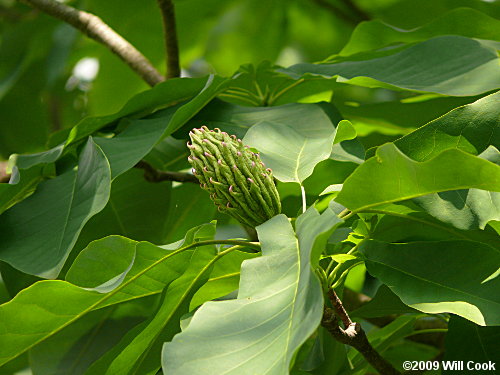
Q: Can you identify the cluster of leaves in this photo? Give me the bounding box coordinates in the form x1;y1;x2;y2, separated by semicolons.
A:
1;1;499;374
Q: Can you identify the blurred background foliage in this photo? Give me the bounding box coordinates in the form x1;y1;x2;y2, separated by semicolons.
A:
1;0;498;159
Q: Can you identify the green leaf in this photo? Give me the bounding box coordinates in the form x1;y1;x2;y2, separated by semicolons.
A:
336;144;500;213
159;183;216;243
357;202;500;249
350;285;418;318
413;186;500;231
190;250;259;310
94;116;170;179
340;8;500;56
243;118;335;183
333;120;357;144
359;240;500;326
143;136;189;172
162;210;339;374
393;91;500;162
334;91;477;138
444;316;500;363
29;300;153;375
0;165;47;215
282;36;500;96
386;92;500;230
69;168;171;247
0;138;111;278
99;241;219;375
60;76;220;147
361;0;500;30
66;225;215;306
188;99;342;140
0;224;215;366
8;144;64;171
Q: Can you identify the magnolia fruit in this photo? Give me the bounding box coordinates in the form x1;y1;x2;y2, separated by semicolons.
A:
187;126;281;227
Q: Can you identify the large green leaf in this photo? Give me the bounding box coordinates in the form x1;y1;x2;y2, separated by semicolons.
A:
334;92;478;139
66;225;215;306
282;36;500;96
162;209;340;374
143;136;189;172
0;138;111;278
29;300;153;375
94;116;171;179
393;91;500;162
359;240;500;326
360;0;500;30
58;75;224;147
97;241;220;375
186;99;342;140
0;224;215;366
190;250;259;309
336;144;500;213
69;169;171;247
0;165;47;215
355;201;500;250
350;285;417;319
412;187;499;233
243;118;335;183
159;183;216;243
340;7;500;56
444;316;500;363
389;92;500;230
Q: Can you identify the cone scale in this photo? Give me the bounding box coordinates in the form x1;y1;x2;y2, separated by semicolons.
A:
187;126;281;228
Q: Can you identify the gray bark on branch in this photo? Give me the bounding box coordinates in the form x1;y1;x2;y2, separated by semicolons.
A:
20;0;164;87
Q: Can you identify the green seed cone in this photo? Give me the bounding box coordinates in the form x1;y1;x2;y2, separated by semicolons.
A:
187;126;281;227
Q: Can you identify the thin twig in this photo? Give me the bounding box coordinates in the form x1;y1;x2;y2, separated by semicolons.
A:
20;0;164;87
135;161;198;184
156;0;180;79
323;289;402;375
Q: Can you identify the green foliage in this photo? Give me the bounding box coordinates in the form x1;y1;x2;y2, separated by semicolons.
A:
0;1;499;374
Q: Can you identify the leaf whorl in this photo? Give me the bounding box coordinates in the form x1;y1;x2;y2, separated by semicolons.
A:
187;126;281;227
